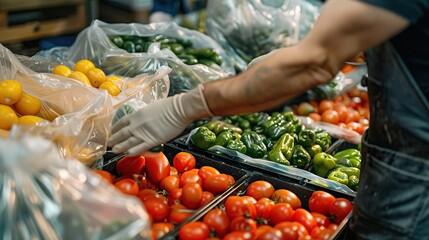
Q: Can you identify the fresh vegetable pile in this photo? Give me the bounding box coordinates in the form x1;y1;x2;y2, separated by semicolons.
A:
179;180;353;240
109;34;223;68
94;150;238;239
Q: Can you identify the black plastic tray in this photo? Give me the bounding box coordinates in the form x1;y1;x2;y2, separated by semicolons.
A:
162;171;354;240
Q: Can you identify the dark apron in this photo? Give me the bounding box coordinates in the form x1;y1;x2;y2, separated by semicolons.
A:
347;42;429;239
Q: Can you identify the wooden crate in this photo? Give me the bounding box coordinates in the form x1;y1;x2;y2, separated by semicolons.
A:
0;0;87;44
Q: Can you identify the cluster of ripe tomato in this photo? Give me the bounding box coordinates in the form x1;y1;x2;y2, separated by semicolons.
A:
179;181;353;240
293;88;370;134
93;151;236;239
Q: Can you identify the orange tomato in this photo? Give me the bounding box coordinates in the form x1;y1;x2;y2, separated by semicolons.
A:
13;93;42;116
18;115;45;125
0;80;23;105
52;65;72;77
0;104;18;130
318;100;334;114
321;110;340;125
346;108;361;123
308;113;321;122
99;81;121;96
74;59;95;75
341;64;357;74
94;169;114;184
69;71;91;86
86;68;107;88
346;122;365;134
333;103;348;123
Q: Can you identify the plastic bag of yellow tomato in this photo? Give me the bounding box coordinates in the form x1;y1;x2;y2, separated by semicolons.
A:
0;44;170;166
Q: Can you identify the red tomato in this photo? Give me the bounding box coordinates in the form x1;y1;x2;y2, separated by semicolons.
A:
143;151;170;184
328;198;353;224
271;189;302;210
333;103;348;123
180;171;202;187
254;225;273;239
204;173;232;195
203;209;230;238
168;204;193;224
199;191;215;207
311;212;330;228
114;179;139;196
138;188;159;202
198;166;220;183
225;196;257;219
160;175;180;193
168;188;182;205
116;155;145;176
229;216;257;235
308;191;336;216
318;100;334;114
255;198;275;220
346;108;361;123
256;228;283;240
143;195;169;222
170;166;179;177
242;195;257;204
179;221;210;240
346;121;365;134
310;226;334;240
181;182;203;210
308;112;321;122
246;180;275;200
321;110;340;125
93;169;114;184
269;203;294;225
151;222;174;239
222;231;253;240
292;208;317;233
127;174;148;190
173;152;196;172
274;222;309;240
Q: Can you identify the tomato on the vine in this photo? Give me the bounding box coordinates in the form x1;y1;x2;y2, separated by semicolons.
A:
308;191;336;216
203;209;230;238
173;152;196;172
114;178;139;196
246;180;275;200
116;155;145;176
179;222;210;240
328;198;353;224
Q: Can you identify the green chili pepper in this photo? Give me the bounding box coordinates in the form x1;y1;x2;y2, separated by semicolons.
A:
178;55;199;65
206;120;242;135
267;133;294;165
327;171;349;185
305;144;322;159
226;139;247;154
313;152;337;178
290;145;311;168
170;43;184;55
241;131;267;158
190;127;216;149
298;129;316;147
214;130;234;147
123;41;136;53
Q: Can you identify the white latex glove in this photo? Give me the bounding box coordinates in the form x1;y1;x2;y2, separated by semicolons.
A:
108;85;213;156
149;11;174;23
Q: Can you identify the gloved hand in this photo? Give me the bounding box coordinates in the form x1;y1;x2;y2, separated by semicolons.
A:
108;85;213;156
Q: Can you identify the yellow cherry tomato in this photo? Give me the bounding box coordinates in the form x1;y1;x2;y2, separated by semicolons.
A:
13;93;42;116
0;80;23;105
86;68;107;88
69;71;91;86
52;65;72;77
99;81;121;96
74;59;95;75
0;104;18;130
18;115;45;125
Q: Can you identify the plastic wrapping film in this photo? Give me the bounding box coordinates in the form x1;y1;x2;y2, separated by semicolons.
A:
205;0;322;71
185;128;356;196
31;20;235;96
1;44;170;166
0;135;151;240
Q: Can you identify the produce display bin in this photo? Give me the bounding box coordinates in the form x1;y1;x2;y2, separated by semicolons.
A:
161;171;354;240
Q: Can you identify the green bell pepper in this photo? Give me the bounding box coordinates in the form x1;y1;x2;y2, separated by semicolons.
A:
281;111;300;125
314;130;332;151
313;152;337;178
237;117;251;130
290;145;311;168
267;133;294;165
206;120;242;135
290;123;304;135
266;121;293;140
335;167;361;178
327;171;349;185
298;129;316;147
190;127;216;149
350;159;361;168
305;144;322;159
334;149;361;161
348;175;359;191
335;158;353;168
226;139;247;154
241;131;267;158
214;130;234;147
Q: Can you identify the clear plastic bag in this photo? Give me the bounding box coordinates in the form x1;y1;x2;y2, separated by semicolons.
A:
1;44;170;166
31;20;235;96
206;0;322;71
0;135;151;240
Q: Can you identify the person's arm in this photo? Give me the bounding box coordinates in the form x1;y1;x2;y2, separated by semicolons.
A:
203;0;409;116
